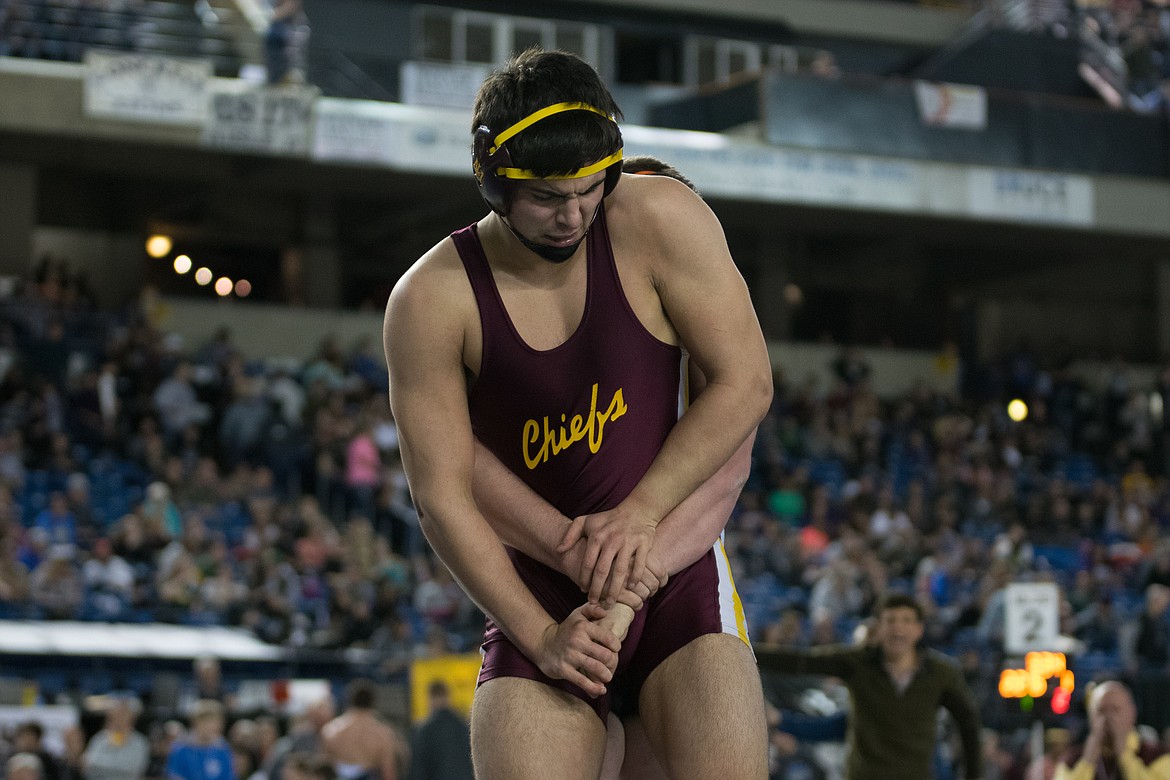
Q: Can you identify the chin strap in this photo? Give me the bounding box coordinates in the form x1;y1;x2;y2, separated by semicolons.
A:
501;204;601;264
505;223;583;263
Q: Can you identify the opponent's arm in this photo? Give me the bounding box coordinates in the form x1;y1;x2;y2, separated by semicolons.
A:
474;429;753;585
564;184;772;604
385;255;619;697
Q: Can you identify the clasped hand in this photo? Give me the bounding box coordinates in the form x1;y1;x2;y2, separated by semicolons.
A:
557;504;661;606
535;602;622;698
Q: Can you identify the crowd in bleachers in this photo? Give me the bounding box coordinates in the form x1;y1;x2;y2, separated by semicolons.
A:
0;0;242;75
1076;0;1170;111
1011;0;1170;111
0;256;480;662
2;255;1170;778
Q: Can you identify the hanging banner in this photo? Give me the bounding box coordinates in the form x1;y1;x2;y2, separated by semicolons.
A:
913;80;988;130
312;98;402;165
202;84;317;155
84;51;211;125
400;60;491;110
968;169;1094;225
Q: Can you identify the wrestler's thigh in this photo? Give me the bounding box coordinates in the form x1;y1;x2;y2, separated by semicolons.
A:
471;677;608;780
637;633;769;780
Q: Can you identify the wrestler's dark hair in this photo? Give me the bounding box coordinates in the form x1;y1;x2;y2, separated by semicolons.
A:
472;47;623;178
346;678;377;709
875;592;924;622
286;752;337;780
622;155;698;194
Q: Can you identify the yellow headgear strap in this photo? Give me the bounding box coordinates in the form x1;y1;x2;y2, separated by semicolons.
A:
490;102;622;181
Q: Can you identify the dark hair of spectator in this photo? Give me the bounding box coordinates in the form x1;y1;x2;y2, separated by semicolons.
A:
875;592;924;622
346;678;377;709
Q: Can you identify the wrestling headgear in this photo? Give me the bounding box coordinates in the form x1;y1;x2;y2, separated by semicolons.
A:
472;101;624;217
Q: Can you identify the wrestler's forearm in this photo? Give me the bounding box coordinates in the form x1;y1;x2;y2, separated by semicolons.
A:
475;434;752;577
648;430;753;575
415;498;558;660
622;379;769;529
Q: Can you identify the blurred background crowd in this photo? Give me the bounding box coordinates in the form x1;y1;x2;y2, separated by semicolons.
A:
1;244;1169;778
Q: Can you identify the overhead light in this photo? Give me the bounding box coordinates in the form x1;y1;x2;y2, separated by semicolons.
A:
194;267;213;286
173;255;192;274
146;235;173;258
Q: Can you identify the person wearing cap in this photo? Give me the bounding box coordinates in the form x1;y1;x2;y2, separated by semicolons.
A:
384;47;770;779
82;697;150;780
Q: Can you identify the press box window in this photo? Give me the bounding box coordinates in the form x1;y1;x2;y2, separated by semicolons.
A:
412;6;601;68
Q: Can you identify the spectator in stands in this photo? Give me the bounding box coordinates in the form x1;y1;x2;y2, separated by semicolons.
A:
6;753;44;780
0;431;26;491
29;545;83;619
1055;680;1170;780
156;550;202;621
226;720;260;780
406;680;472;780
281;753;335;780
410;558;471;631
756;592;984;780
182;657;235;714
0;530;30;612
32;491;77;549
320;679;408;780
82;538;135;618
1131;583;1170;672
264;0;307;86
343;418;380;523
166;700;234;780
153;362;209;444
219;377;271;470
141;482;182;540
1025;728;1071;780
263;696;334;780
12;723;60;780
81;696;150;780
1073;592;1122;654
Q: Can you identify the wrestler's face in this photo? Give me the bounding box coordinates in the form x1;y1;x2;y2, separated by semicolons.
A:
876;606;923;659
507;171;607;252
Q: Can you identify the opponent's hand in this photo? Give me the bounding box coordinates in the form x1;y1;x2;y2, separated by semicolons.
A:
534;603;622;698
613;558;668;611
557;505;657;606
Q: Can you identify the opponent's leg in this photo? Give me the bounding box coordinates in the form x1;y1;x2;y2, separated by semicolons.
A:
637;634;768;780
599;713;625;780
471;677;608;780
617;715;669;780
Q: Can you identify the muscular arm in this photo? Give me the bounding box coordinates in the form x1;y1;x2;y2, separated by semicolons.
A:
473;430;754;579
568;183;773;603
384;253;619;697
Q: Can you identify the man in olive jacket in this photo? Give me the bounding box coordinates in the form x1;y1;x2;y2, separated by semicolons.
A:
756;593;984;780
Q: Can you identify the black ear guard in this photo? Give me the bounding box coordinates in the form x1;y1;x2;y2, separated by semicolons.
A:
472;102;624;216
473;125;515;215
